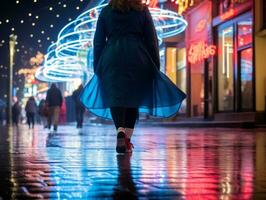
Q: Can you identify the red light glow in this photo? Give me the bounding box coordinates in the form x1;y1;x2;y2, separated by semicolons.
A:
143;0;158;7
195;19;208;33
188;41;216;64
220;9;236;21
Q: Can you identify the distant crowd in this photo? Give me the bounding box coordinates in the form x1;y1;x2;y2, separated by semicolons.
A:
0;83;85;131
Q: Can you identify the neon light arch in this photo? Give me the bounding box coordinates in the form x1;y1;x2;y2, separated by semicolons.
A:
36;2;188;82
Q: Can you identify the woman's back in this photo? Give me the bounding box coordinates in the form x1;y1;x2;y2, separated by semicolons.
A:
100;5;145;39
93;5;160;74
26;99;37;113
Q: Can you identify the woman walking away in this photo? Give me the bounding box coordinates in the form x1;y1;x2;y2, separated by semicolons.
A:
72;84;85;129
80;0;186;154
25;96;37;129
12;101;21;126
46;83;63;132
38;99;49;128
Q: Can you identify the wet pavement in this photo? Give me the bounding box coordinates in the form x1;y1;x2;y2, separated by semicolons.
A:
0;125;266;200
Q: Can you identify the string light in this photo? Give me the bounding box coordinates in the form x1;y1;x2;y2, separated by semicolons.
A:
37;2;187;82
1;0;191;82
0;0;93;61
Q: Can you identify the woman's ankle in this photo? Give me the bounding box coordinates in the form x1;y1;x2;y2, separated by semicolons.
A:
125;128;134;139
117;127;125;133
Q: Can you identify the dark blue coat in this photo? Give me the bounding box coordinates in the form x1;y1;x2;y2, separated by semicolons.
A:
46;85;63;107
81;5;186;119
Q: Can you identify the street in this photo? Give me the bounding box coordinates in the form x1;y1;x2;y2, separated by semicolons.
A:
0;124;266;199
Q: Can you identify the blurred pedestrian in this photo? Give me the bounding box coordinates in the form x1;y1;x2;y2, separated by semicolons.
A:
38;99;48;128
25;96;38;129
80;0;186;154
72;84;85;129
46;83;63;132
12;101;21;126
59;98;66;124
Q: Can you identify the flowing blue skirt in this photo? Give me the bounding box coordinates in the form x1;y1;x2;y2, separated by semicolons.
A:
80;70;186;120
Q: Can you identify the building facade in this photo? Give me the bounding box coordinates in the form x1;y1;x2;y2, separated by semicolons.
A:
159;0;266;123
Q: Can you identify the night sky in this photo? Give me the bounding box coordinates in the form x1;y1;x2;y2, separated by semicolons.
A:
0;0;91;100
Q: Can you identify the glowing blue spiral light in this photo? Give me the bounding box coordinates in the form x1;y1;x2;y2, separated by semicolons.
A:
36;3;188;82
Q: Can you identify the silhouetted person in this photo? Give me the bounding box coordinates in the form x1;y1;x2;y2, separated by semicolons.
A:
46;83;63;132
12;101;21;126
38;99;48;128
72;84;85;128
25;97;37;129
80;0;186;154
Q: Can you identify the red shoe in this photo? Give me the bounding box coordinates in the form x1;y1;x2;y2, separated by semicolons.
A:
125;138;134;153
116;131;126;154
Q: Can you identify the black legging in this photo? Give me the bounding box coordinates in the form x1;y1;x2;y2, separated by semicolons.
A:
75;107;85;128
26;112;35;128
110;107;138;129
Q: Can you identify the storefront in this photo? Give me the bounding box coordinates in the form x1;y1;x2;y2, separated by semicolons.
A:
213;0;254;118
163;0;213;118
162;0;254;120
164;34;187;114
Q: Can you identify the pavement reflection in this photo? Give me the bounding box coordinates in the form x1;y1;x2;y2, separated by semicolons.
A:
0;125;266;199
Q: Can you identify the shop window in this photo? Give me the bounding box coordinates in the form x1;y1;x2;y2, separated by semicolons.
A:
218;26;234;111
240;48;253;110
177;48;187;113
166;47;177;84
165;47;187;114
217;12;254;112
237;18;252;47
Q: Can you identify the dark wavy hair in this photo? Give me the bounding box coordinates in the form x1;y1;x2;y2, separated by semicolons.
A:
109;0;144;12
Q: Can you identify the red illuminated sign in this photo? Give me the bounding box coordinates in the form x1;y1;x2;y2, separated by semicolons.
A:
195;19;208;33
220;8;236;21
143;0;158;7
188;41;216;64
